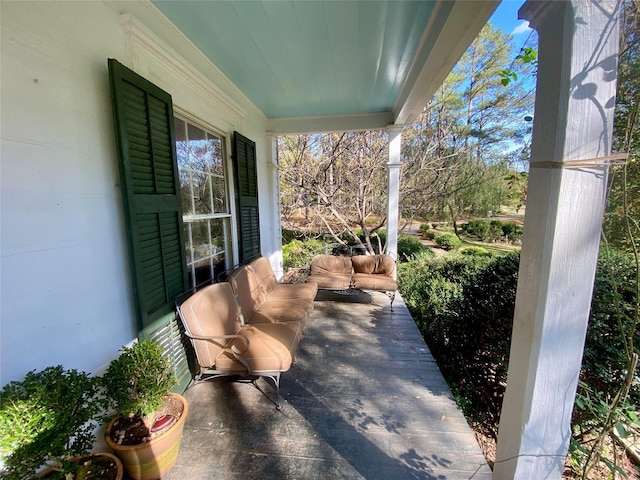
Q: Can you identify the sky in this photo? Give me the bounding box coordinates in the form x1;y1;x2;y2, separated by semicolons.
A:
489;0;536;44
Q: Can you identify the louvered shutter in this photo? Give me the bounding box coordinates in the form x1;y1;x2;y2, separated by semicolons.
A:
233;132;261;263
108;59;188;333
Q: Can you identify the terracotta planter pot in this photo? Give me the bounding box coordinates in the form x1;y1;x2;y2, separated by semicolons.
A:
105;393;188;480
39;452;123;480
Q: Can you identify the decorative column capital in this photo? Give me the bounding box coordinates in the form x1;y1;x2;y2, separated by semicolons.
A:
386;124;405;135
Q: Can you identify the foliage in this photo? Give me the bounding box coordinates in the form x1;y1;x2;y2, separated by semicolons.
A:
463;220;491;241
435;232;461;250
579;248;639;405
419;223;430;234
604;0;640;253
278;131;389;254
401;23;535;224
462;219;522;244
101;340;176;421
499;47;538;86
398;252;520;434
461;246;492;257
397;234;434;262
282;238;324;270
0;366;102;480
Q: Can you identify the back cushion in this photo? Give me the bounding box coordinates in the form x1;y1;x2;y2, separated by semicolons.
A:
375;255;396;276
351;255;375;274
228;265;265;317
178;283;243;367
352;254;395;276
310;254;353;275
250;257;277;293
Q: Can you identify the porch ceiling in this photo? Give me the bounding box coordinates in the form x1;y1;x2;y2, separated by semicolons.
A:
151;0;499;133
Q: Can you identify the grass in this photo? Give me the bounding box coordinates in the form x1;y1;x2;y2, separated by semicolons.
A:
424;224;521;256
459;238;521;255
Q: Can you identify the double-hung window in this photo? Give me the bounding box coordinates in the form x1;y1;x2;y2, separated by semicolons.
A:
174;118;231;288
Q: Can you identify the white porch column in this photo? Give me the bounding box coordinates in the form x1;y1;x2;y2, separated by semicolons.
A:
385;125;403;261
267;133;284;280
493;1;620;479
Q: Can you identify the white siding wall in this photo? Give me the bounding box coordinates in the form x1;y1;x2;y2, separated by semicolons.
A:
0;1;274;384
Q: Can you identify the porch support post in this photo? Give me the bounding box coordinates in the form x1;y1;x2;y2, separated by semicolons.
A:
267;133;284;280
385;125;403;262
493;1;620;479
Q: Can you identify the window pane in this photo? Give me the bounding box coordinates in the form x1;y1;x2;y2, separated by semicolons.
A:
193;171;212;215
185;218;229;288
186;124;207;171
180;170;193;216
212;175;226;213
174;118;188;169
206;135;224;176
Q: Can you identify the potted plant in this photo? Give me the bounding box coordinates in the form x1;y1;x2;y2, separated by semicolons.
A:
0;366;123;480
101;339;188;480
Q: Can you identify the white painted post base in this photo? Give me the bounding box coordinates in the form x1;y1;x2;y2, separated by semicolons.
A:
493;1;620;479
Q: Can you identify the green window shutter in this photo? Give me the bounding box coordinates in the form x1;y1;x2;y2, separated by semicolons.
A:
233;132;261;263
108;59;188;332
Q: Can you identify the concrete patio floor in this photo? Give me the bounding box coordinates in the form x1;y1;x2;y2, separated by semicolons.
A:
163;291;492;480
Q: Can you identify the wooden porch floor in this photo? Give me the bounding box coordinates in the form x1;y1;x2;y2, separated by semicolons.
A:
163;291;492;480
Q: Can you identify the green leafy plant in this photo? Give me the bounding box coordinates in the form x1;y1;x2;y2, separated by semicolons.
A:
461;246;492;257
282;238;324;270
397;234;433;262
0;366;102;480
101;340;176;425
435;232;461;250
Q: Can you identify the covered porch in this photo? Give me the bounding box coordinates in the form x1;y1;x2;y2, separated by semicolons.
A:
165;292;492;479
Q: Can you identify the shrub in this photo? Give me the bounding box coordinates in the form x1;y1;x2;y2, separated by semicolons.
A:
399;252;520;434
435;233;461;250
281;228;306;244
461;246;492;257
0;366;102;480
101;340;176;422
282;239;324;270
397;234;433;262
423;230;437;241
464;220;491;241
419;223;431;234
399;246;639;442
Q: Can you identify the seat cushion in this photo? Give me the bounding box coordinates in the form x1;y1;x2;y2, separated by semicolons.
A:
215;322;300;373
267;282;318;301
352;273;397;291
306;273;352;290
250;297;314;326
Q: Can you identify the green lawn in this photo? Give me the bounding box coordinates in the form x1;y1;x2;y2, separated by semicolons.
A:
459;237;521;255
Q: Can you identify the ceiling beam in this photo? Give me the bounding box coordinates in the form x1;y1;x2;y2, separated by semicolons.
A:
266;111;394;135
393;0;500;125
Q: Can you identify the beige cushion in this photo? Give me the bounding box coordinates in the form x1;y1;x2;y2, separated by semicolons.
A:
352;273;397;291
306;273;352;290
228;265;265;318
249;257;278;294
352;254;395;276
255;297;314;325
215;322;298;372
310;254;352;275
178;283;244;368
268;283;318;301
